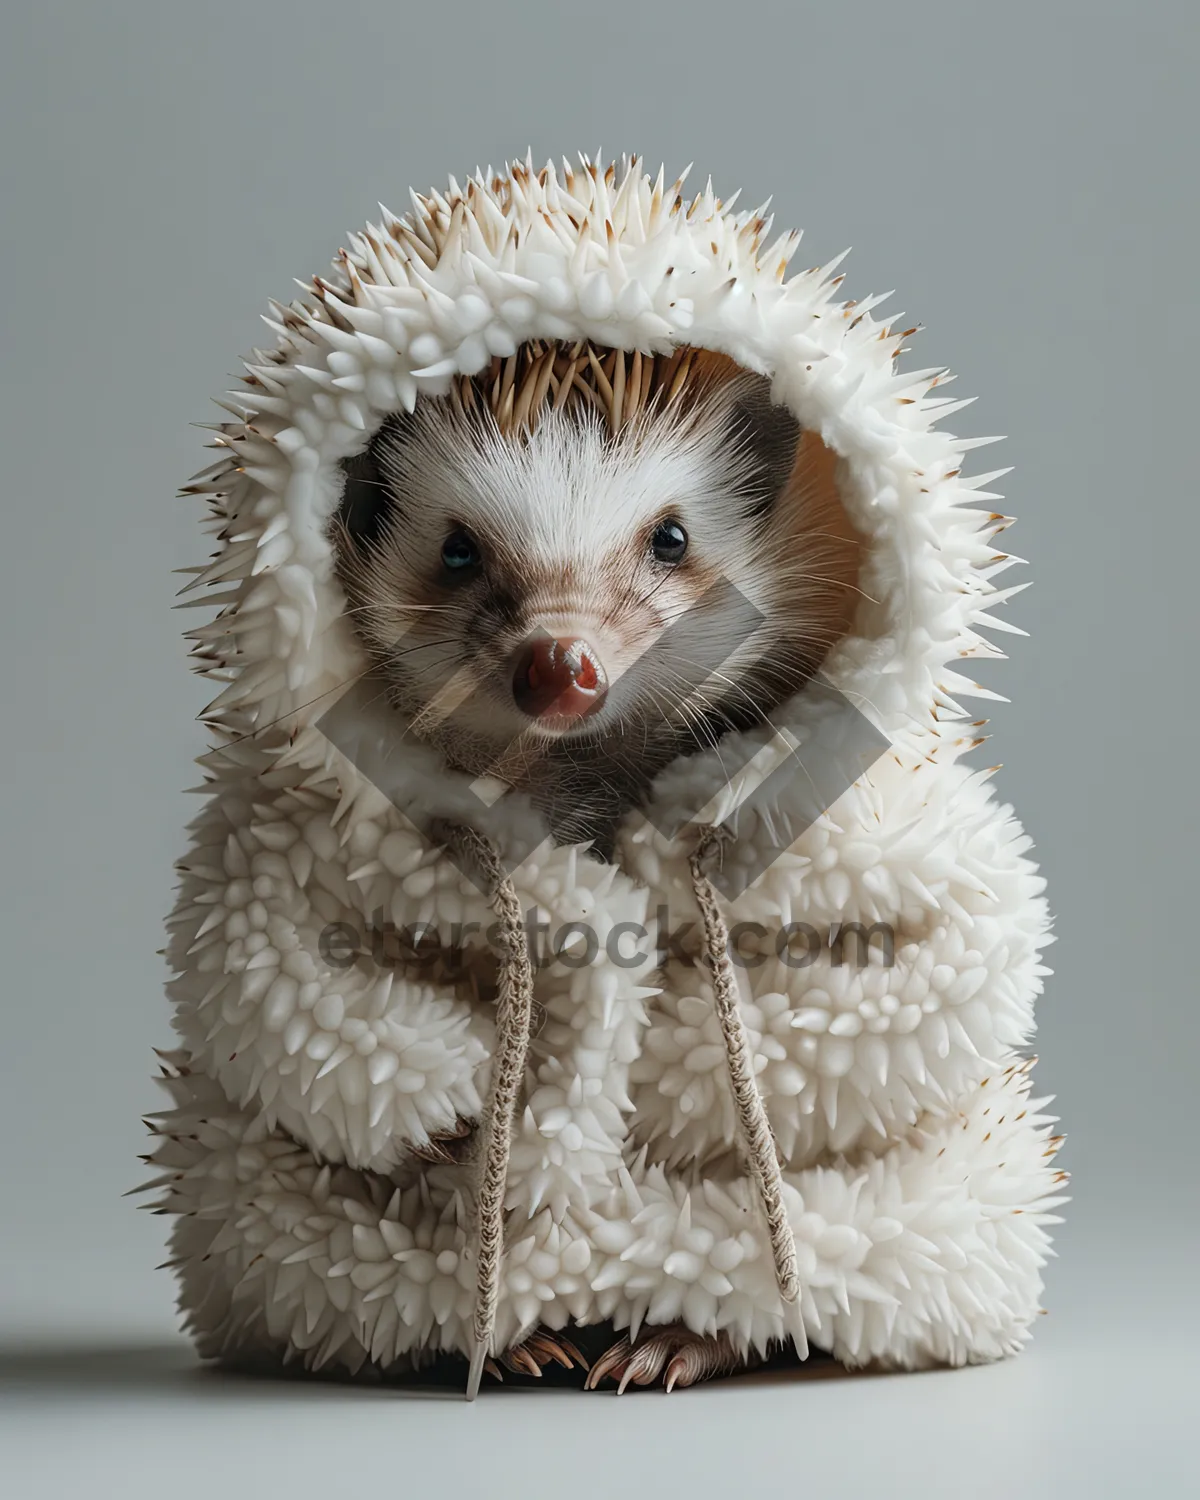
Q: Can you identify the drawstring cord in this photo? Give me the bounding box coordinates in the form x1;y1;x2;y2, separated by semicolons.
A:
444;825;536;1402
447;820;805;1400
688;826;808;1359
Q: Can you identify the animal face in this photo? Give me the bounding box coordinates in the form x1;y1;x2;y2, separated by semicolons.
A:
332;344;863;812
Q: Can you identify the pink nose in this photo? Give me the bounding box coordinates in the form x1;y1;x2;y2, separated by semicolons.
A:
512;637;607;721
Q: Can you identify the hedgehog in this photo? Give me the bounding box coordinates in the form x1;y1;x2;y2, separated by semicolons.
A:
146;155;1064;1399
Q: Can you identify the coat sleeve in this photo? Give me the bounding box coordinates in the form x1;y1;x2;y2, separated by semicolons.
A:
165;777;496;1172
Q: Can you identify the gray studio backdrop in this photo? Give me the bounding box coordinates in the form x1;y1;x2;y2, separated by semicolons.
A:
1;0;1195;1420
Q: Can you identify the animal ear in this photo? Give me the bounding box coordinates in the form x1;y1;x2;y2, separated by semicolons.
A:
725;373;803;521
336;411;413;551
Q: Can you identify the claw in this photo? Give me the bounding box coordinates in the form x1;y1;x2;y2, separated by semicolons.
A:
555;1334;590;1371
584;1335;632;1390
588;1326;755;1393
616;1336;672;1394
495;1327;592;1381
501;1342;543;1378
523;1330;589;1372
664;1335;742;1391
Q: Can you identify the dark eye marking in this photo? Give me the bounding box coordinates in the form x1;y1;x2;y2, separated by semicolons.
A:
728;375;803;521
337;446;389;551
440;528;482;574
335;411;417;552
651;518;689;564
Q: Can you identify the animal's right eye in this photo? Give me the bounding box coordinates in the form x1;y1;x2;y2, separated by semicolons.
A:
440;529;481;573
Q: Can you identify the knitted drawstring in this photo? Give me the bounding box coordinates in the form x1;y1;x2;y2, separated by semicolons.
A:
444;825;536;1402
448;820;804;1400
688;826;808;1358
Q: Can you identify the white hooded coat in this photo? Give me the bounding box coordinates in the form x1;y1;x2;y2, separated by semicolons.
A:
147;156;1063;1382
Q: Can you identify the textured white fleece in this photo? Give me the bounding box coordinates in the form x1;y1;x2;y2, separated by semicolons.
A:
146;155;1063;1378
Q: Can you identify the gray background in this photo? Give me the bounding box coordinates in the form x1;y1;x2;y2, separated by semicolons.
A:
1;1;1195;1494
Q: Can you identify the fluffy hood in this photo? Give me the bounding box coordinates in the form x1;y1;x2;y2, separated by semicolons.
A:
186;154;1020;804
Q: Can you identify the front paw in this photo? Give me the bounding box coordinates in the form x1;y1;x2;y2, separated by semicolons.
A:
584;1325;756;1393
485;1328;591;1382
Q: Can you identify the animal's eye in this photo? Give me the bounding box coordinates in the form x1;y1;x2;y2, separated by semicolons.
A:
440;529;481;573
651;518;689;565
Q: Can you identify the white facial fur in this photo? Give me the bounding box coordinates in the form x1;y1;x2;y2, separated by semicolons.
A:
333;361;861;840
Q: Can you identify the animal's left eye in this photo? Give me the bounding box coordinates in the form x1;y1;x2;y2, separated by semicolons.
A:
651;519;689;565
441;529;481;573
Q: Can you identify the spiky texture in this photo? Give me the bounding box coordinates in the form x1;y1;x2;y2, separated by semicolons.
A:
147;155;1062;1386
447;340;741;436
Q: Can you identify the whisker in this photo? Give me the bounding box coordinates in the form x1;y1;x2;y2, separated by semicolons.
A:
210;668;377;747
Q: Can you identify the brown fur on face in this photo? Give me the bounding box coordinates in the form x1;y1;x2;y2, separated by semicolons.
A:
331;342;865;849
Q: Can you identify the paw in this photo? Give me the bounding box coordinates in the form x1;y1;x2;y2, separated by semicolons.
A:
484;1328;591;1382
584;1325;755;1393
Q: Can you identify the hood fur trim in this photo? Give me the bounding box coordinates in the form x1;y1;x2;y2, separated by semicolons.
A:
182;154;1023;788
